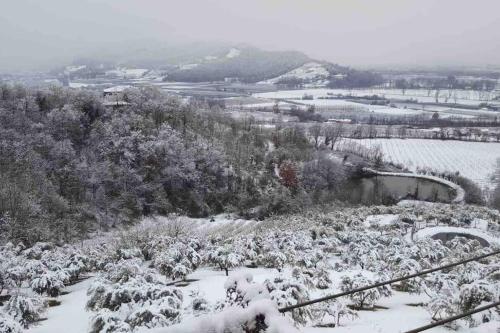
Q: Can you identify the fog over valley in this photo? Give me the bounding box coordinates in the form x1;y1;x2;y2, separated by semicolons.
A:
1;0;500;71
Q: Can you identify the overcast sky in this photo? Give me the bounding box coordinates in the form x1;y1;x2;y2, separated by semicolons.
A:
1;0;500;71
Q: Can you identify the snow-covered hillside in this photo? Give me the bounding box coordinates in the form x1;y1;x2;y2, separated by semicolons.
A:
105;67;149;79
260;62;330;87
225;48;241;58
4;205;499;333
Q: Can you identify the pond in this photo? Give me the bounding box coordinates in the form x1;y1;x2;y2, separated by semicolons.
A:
346;174;457;205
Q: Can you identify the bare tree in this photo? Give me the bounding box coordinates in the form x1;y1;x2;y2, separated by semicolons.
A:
308;123;323;149
324;123;344;150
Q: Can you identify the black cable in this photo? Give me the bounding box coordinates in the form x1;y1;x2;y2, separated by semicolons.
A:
403;300;500;333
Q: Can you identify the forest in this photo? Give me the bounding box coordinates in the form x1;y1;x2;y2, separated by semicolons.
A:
0;84;354;246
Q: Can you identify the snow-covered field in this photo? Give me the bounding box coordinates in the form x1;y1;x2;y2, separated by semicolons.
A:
342;138;500;187
254;88;500;106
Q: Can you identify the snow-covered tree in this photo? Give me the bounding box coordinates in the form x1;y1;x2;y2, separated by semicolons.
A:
311;298;358;327
206;246;243;276
89;309;131;333
4;294;46;328
30;271;65;297
264;277;312;325
340;274;391;309
263;250;287;272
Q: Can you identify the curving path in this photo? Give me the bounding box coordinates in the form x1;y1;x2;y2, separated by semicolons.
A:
411;226;500;247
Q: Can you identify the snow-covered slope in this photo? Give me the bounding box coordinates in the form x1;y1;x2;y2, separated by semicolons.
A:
260;62;330;87
105;67;149;79
225;48;241;58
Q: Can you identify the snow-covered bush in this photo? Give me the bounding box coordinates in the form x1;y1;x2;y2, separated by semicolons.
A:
0;312;22;333
89;309;131;333
63;253;90;281
4;294;46;328
115;247;142;261
224;273;269;308
168;299;299;333
264;277;312;325
263;250;287;272
390;258;423;293
187;290;210;315
103;259;142;284
125;297;182;329
340;274;391;309
153;241;201;280
206;246;244;276
311;298;358;328
30;271;65;297
6;266;28;288
426;279;499;329
290;267;314;290
86;276;182;312
313;263;332;289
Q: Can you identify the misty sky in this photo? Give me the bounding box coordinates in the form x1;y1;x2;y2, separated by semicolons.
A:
1;0;500;71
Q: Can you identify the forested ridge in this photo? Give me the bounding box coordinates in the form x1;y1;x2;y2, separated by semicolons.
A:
0;84;349;245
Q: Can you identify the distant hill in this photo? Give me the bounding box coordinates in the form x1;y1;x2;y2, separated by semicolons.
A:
164;46;310;83
63;42;383;87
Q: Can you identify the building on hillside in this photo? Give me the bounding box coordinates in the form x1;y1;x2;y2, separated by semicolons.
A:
102;85;131;109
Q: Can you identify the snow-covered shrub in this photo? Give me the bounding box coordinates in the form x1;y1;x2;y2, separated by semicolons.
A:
390;258;423;293
341;240;380;270
224;273;269;308
63;253;89;281
89;309;131;333
311;298;358;328
4;294;46;328
187;290;210;315
264;277;312;325
153;241;201;280
0;312;22;333
239;235;264;264
115;247;142;261
125;297;182;329
170;299;299;333
23;242;54;260
458;280;498;314
263;250;287;272
30;271;65;297
290;267;314;290
104;259;142;283
206;246;244;276
340;274;391;309
313;263;333;290
294;249;325;269
86;276;182;312
426;279;499;329
87;269;183;331
6;266;28;288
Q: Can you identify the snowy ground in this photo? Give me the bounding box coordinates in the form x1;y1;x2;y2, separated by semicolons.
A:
27;277;94;333
340;138;500;188
253;88;500;107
